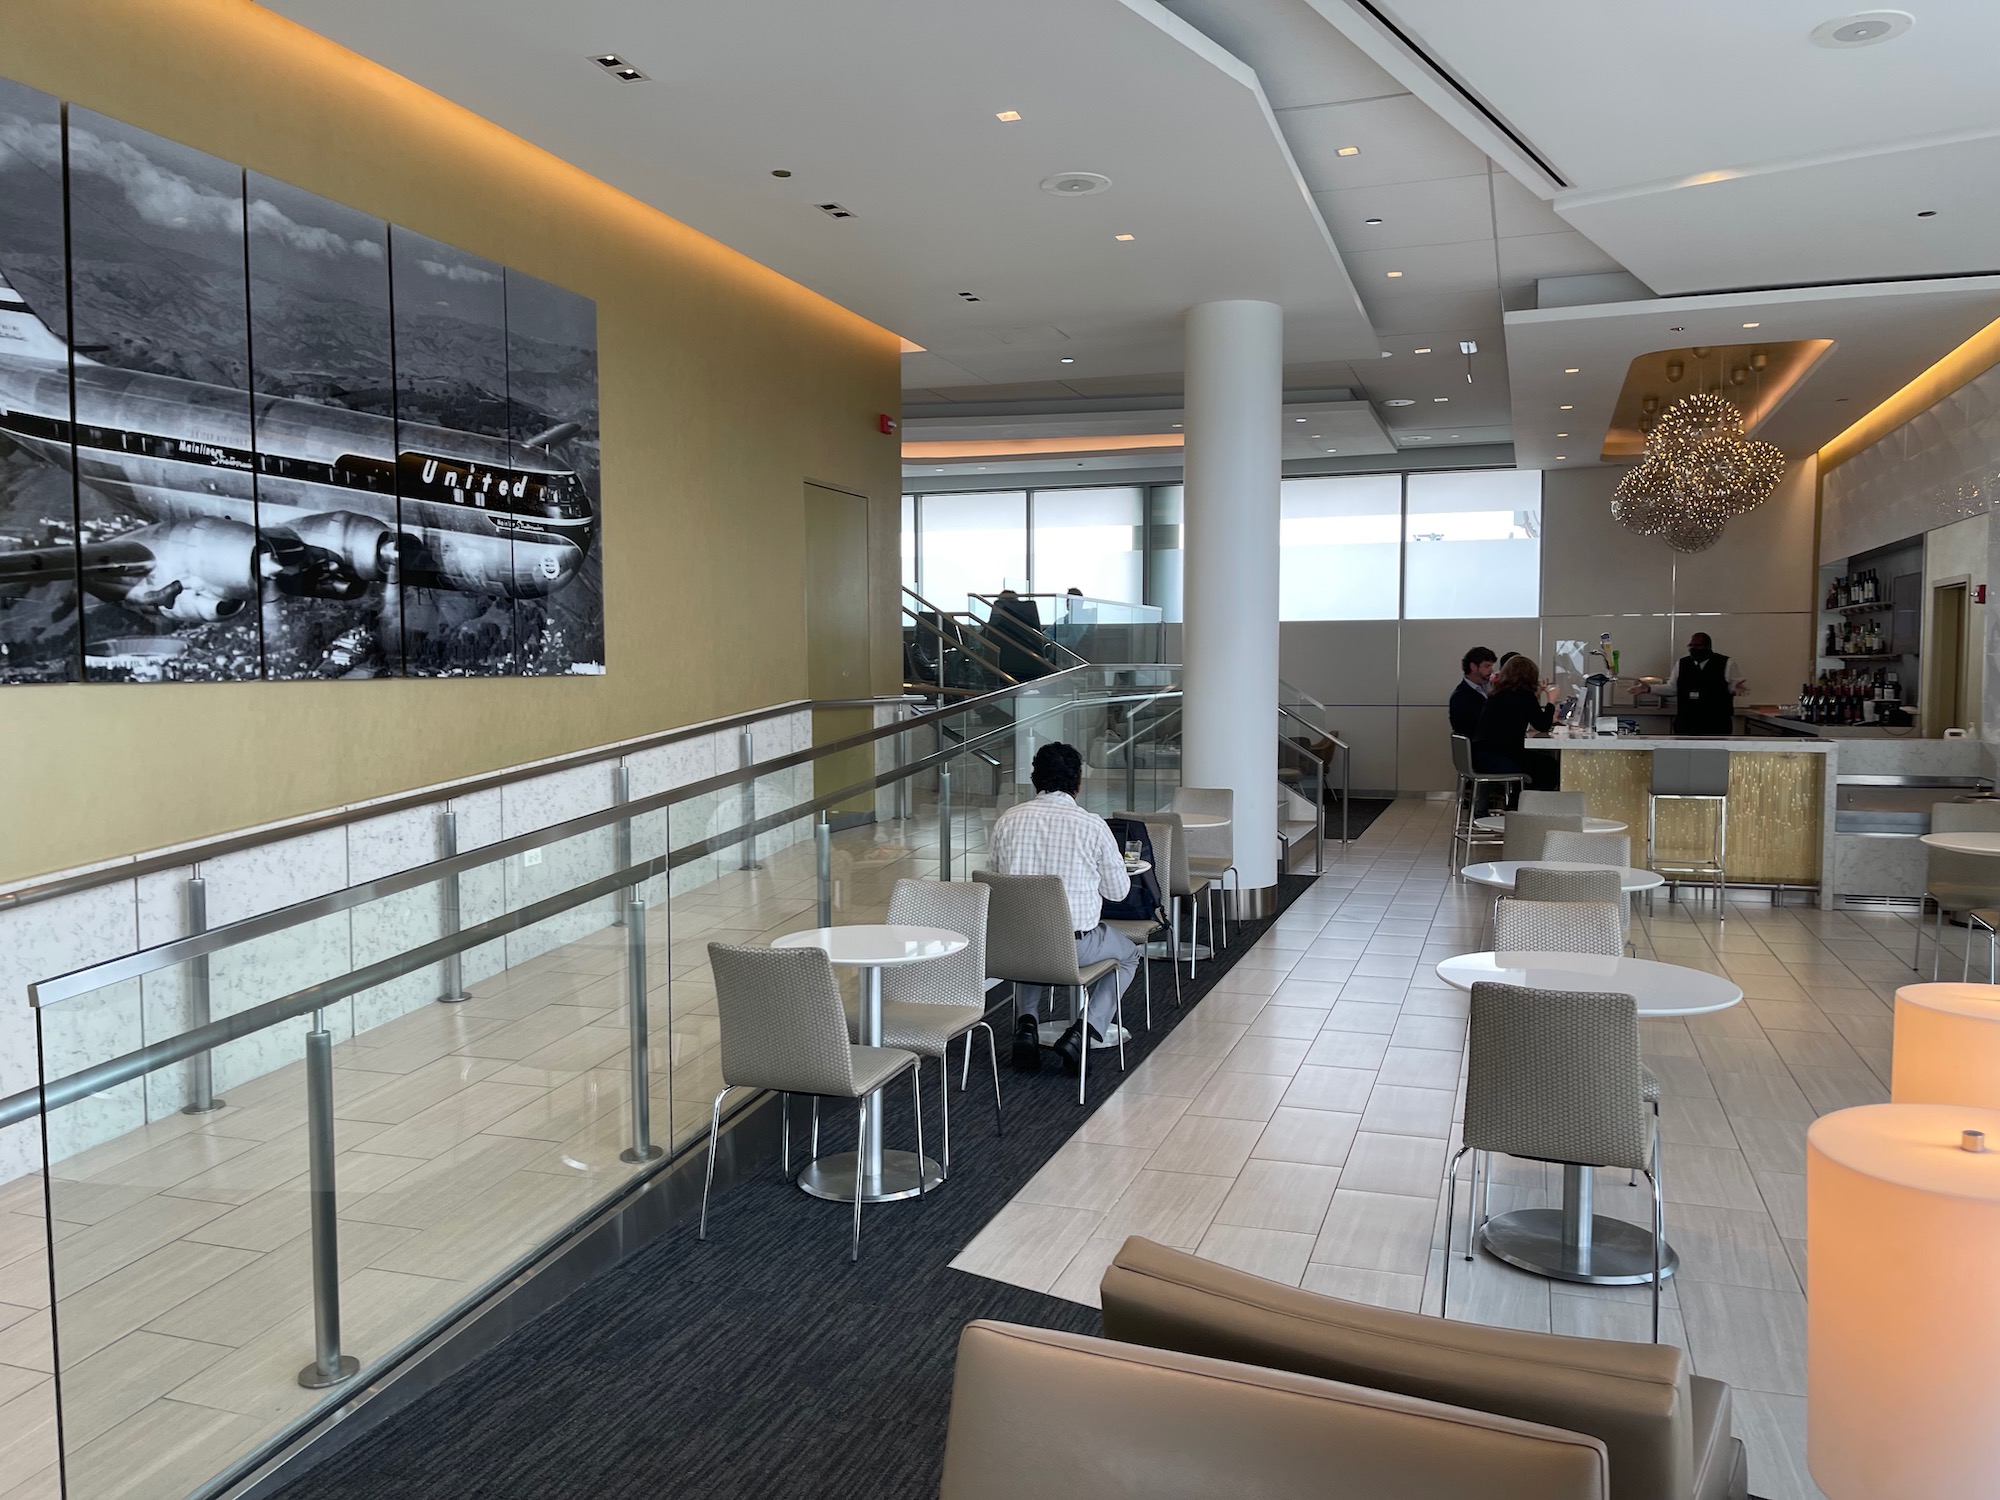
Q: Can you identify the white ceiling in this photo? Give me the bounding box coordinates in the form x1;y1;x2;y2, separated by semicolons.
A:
264;0;2000;469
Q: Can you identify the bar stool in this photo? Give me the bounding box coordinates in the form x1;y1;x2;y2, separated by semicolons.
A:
1451;735;1524;870
1648;749;1729;907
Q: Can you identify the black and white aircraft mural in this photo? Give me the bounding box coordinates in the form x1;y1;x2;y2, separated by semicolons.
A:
0;77;603;683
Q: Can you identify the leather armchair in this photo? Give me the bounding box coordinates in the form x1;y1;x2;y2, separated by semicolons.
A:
939;1319;1610;1500
1098;1237;1747;1500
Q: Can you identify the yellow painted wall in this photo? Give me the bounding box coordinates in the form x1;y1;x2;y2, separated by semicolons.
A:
0;0;903;885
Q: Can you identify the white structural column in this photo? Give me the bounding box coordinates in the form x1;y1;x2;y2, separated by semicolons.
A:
1183;300;1283;917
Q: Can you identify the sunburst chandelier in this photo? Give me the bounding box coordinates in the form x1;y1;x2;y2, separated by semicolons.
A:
1613;390;1785;552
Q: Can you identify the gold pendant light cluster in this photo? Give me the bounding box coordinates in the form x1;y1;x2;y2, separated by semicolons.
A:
1613;388;1785;553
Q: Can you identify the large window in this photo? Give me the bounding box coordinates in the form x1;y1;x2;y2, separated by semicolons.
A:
1402;469;1542;619
915;490;1026;608
902;469;1541;622
1279;475;1403;621
1029;486;1143;602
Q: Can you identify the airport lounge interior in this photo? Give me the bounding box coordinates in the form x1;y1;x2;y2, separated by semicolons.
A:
6;4;2000;1499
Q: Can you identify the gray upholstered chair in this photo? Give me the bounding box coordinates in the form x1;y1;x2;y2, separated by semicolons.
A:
1445;982;1666;1341
1918;802;2000;977
1173;787;1237;946
865;879;1000;1177
940;1319;1613;1500
1451;735;1523;870
1097;1237;1747;1500
1102;820;1179;1025
1501;811;1584;862
1518;790;1587;817
1142;810;1215;980
1492;899;1622;957
973;870;1124;1105
700;942;924;1261
1542;830;1632;868
1514;865;1631;948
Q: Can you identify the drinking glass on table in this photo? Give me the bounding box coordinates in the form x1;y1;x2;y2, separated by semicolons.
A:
1123;838;1142;864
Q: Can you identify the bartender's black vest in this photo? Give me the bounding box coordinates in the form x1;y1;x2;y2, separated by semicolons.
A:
1674;652;1732;732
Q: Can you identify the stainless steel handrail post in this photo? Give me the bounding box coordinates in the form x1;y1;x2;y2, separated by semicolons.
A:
297;1013;359;1389
737;727;759;870
611;764;631;927
893;708;909;823
816;812;834;928
437;809;469;1003
619;899;664;1164
180;874;224;1114
1340;738;1351;848
939;765;954;879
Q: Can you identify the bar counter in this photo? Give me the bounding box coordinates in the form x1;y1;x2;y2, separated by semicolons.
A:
1541;734;1834;898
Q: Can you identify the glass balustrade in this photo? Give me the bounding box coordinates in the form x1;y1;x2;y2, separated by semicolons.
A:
3;664;1184;1500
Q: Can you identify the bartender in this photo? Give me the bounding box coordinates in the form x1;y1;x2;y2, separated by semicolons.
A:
1672;632;1742;736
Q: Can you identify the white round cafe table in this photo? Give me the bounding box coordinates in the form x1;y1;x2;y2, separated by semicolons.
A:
1472;814;1627;834
1918;831;2000;855
1123;860;1150;876
1434;950;1742;1289
1459;860;1665;895
771;925;967;1204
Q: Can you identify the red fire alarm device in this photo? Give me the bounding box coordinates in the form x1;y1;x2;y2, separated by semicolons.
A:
1978;584;1988;604
878;413;898;436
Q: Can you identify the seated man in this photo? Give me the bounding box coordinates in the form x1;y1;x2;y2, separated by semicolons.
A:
1449;645;1496;739
988;742;1140;1076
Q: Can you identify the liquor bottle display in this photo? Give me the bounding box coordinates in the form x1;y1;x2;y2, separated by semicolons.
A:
1797;668;1902;725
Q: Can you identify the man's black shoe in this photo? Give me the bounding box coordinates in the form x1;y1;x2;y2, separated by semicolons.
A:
1050;1021;1102;1077
1011;1015;1043;1072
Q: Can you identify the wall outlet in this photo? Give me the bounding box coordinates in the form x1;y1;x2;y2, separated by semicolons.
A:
523;849;543;867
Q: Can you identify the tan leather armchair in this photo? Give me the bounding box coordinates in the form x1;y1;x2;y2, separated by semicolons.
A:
1098;1237;1748;1500
939;1320;1610;1500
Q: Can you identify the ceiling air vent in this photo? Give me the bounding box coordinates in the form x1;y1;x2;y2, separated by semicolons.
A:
957;291;981;302
815;203;855;219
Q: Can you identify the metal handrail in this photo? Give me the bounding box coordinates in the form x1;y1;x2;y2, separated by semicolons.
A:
1276;704;1350;852
962;591;1091;672
0;678;1186;1125
25;666;1169;1008
0;694;909;916
901;597;1024;692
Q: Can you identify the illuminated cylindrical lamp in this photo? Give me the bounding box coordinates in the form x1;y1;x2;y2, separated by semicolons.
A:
1808;1103;2000;1498
1892;983;2000;1107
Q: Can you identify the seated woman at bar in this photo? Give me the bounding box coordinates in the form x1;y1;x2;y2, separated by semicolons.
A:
1474;653;1560;791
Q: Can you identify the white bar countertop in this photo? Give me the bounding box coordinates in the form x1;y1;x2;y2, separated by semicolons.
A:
1541;734;1833;754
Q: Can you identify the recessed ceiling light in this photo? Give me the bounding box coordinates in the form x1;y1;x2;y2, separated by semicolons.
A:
1294;417;1307;422
996;110;1022;122
1556;455;1567;460
1171;422;1183;428
1337;146;1360;157
1742;321;1761;328
1411;435;1432;441
1564;367;1580;373
1386;270;1404;278
1364;217;1384;226
1414;347;1432;354
1560;404;1574;410
1433;397;1449;403
1309;433;1321;438
1669;325;1687;332
1114;233;1135;242
1810;11;1914;49
1918;209;1937;218
1557;432;1569;437
770;169;792;178
590;53;649;81
1059;357;1074;364
1384;399;1415;407
1326;448;1338;453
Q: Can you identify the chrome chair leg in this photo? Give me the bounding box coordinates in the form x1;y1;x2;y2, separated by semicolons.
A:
1913;899;1926;973
811;1097;820;1160
780;1091;791;1178
937;1055;951;1176
1076;983;1089;1106
912;1065;927;1199
977;1021;1002;1135
1141;952;1152;1031
698;1084;737;1241
1440;1145;1470;1318
960;1028;973;1091
850;1096;868;1261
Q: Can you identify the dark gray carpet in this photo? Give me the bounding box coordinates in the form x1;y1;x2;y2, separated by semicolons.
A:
276;876;1319;1500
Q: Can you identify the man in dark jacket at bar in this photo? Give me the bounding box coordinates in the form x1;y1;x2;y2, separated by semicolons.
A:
1450;646;1497;739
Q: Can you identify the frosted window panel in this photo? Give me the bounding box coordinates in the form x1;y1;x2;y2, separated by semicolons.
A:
901;494;917;593
1147;486;1183;623
1279;475;1401;621
918;490;1027;609
1403;470;1542;619
1031;486;1143;602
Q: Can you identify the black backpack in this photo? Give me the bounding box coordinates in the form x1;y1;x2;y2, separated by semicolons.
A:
1101;815;1166;925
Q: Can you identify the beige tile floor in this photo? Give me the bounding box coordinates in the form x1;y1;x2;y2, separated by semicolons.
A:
0;805;988;1500
951;796;1966;1500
